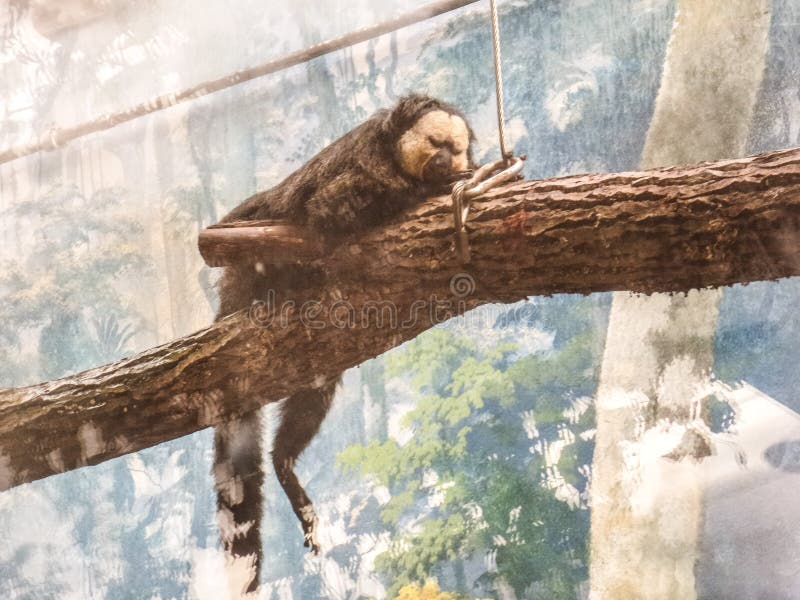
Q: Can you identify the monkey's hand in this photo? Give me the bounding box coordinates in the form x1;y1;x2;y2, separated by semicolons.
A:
300;504;320;554
449;169;474;182
427;170;473;195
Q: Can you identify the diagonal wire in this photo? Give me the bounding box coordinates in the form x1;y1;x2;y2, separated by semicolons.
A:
0;0;481;166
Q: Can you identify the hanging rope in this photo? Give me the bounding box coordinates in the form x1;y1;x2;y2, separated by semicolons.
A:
451;0;525;264
490;0;511;162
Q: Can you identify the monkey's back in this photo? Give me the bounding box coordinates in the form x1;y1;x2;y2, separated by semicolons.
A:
215;109;424;319
218;112;403;225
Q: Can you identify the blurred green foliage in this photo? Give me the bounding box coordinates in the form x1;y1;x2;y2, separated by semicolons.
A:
0;185;148;384
339;295;609;598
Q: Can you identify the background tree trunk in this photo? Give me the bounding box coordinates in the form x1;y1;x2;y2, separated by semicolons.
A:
589;2;771;599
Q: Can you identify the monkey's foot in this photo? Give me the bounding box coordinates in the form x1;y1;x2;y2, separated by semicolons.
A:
300;504;320;554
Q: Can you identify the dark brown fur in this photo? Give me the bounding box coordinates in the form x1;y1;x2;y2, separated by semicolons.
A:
212;95;473;590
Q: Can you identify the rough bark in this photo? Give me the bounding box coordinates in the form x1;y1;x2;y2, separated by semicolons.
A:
2;146;800;491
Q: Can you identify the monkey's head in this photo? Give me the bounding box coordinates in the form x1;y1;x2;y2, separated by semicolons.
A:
383;94;475;185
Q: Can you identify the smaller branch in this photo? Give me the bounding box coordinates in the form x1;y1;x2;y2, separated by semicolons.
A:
199;221;324;266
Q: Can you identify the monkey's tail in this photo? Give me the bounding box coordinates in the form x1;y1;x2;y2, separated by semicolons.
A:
212;410;265;594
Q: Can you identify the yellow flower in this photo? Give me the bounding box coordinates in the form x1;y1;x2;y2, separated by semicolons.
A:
393;580;457;600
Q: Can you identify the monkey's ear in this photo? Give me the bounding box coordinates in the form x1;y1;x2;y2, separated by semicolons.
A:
467;122;477;142
466;122;477;168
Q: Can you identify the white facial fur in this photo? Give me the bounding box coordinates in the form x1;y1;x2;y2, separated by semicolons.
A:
396;110;470;180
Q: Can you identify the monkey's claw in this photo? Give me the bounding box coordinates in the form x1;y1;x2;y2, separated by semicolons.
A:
300;504;320;554
303;533;321;555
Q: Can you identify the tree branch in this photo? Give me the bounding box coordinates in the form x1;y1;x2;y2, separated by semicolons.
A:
2;147;800;491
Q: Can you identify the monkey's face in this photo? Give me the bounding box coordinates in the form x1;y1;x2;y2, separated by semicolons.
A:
396;110;471;184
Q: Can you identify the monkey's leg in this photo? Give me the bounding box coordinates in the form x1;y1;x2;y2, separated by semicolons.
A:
213;410;265;594
271;379;338;554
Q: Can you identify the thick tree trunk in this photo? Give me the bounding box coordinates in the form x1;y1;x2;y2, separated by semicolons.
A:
1;146;800;491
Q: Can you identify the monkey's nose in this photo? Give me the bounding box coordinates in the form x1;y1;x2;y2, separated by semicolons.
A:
422;150;452;182
434;152;450;168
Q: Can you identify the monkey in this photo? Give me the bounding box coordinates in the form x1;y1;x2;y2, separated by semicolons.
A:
212;94;474;591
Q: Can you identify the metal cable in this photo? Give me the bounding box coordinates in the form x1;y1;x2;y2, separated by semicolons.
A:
449;1;523;264
489;0;511;161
